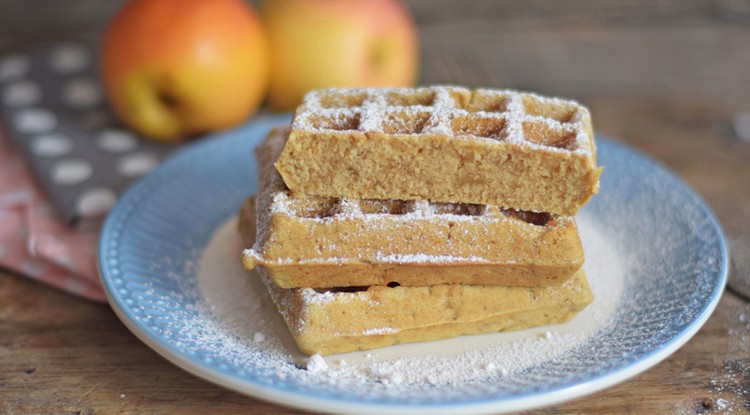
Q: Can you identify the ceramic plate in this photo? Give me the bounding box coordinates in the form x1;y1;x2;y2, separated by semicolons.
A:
99;115;727;415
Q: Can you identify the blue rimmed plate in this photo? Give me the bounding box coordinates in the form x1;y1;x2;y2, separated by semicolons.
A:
99;115;727;415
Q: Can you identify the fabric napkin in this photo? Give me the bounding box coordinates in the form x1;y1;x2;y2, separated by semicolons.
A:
0;133;105;302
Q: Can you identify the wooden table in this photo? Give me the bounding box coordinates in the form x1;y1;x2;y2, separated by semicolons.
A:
2;1;750;414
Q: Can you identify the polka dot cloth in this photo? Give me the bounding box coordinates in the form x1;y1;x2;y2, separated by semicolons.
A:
0;43;175;226
0;133;104;301
0;42;176;301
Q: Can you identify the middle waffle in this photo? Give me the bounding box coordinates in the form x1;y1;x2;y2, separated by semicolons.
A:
243;127;584;289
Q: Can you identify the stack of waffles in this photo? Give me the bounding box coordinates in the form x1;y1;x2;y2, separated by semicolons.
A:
239;86;602;356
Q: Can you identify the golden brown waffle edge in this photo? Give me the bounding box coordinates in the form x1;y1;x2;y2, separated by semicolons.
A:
275;86;602;216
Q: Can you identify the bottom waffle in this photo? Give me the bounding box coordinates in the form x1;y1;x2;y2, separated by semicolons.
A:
260;268;593;356
240;197;594;356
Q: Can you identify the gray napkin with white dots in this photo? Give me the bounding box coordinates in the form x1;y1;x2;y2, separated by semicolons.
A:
0;42;176;228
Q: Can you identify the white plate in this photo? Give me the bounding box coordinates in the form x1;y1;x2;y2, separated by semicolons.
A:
99;115;727;414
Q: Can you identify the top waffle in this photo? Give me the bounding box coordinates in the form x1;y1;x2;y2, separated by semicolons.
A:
276;86;602;216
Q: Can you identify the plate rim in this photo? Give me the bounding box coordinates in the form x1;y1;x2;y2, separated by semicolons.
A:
98;119;728;415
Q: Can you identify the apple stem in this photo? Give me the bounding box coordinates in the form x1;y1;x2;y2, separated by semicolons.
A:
156;89;180;111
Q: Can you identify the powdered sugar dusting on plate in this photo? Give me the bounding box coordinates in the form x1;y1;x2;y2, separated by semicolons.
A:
196;212;622;388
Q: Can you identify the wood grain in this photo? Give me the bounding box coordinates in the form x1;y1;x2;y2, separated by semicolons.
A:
1;0;750;413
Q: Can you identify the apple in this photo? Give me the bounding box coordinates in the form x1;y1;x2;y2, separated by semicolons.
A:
101;0;269;140
261;0;419;110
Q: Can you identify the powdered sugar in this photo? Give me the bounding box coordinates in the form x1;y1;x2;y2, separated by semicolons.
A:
698;302;750;414
371;252;490;264
268;183;568;228
307;354;328;373
361;327;399;335
243;251;492;266
197;211;622;388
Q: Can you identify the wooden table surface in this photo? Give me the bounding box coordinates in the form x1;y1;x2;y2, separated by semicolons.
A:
2;1;750;414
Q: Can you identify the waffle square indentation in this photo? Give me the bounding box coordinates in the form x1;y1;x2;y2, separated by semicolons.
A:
384;89;436;107
287;196;340;218
451;115;506;140
382;111;431;135
433;202;486;216
466;90;509;113
309;113;361;131
318;91;368;109
359;199;412;215
522;95;577;123
522;121;577;149
502;208;552;226
446;89;472;109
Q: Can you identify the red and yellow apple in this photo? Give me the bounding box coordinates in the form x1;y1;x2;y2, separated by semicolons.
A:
101;0;269;140
261;0;419;110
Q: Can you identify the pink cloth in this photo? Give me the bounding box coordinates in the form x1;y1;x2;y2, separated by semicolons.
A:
0;134;106;302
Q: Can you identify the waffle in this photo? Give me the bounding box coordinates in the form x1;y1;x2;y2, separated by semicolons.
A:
264;267;592;356
275;86;601;216
239;199;593;356
242;130;584;288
